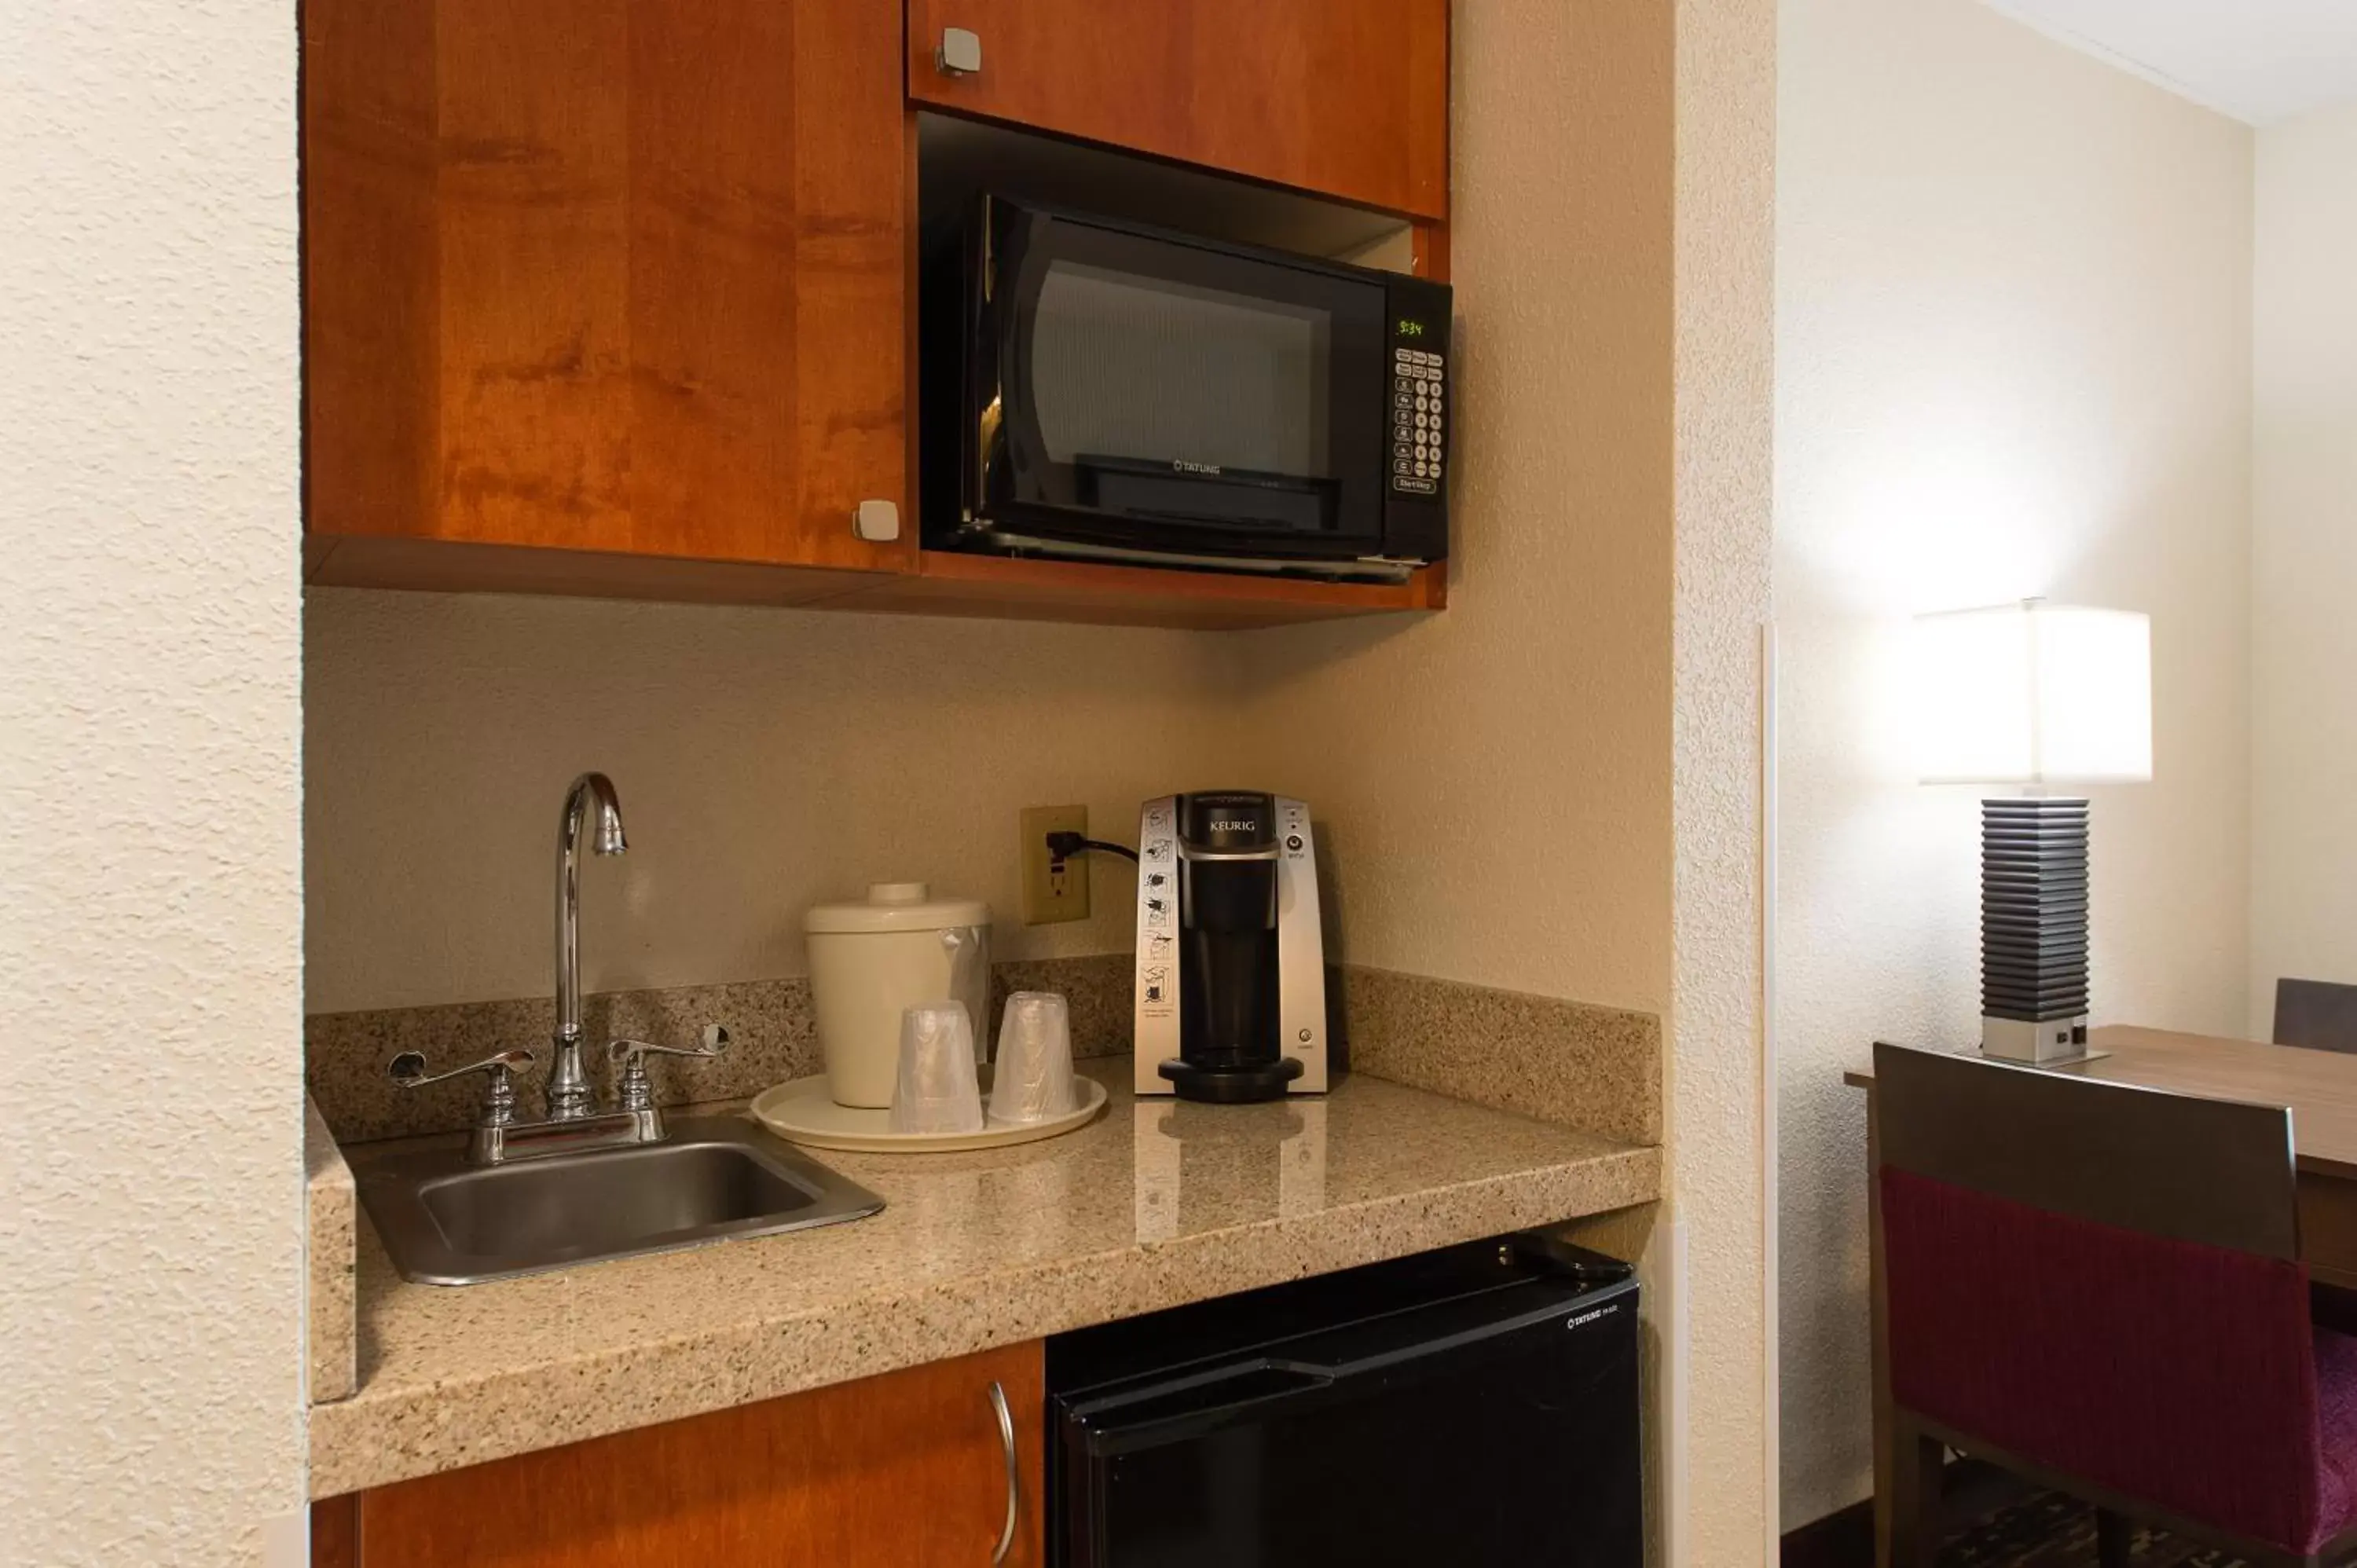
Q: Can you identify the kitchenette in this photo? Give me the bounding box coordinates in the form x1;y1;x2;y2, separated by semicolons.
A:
306;1053;1656;1557
295;1;1682;1563
302;778;1664;1562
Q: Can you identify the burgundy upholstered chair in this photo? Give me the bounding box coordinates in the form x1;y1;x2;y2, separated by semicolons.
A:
1874;1040;2357;1568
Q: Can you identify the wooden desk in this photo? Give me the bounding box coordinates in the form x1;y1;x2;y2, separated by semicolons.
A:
1846;1025;2357;1566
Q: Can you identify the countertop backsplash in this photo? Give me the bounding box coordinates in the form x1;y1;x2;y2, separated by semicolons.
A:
1336;967;1662;1147
307;954;1136;1145
308;955;1662;1150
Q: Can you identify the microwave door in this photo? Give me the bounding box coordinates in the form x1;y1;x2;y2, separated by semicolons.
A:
988;212;1388;562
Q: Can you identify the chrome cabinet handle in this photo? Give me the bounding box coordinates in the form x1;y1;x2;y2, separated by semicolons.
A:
937;26;982;77
988;1379;1017;1564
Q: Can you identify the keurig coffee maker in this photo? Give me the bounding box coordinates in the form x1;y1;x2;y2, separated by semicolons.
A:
1133;793;1328;1102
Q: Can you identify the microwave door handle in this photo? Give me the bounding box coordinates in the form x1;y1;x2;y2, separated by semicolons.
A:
996;216;1048;490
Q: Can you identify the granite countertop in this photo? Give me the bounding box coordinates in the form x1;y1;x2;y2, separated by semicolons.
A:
310;1062;1660;1498
305;1096;357;1404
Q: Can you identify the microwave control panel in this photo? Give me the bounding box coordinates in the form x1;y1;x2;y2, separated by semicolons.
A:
1389;339;1446;497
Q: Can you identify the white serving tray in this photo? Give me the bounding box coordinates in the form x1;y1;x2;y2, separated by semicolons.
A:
749;1071;1107;1154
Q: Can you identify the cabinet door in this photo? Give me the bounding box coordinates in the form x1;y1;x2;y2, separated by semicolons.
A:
322;1341;1045;1566
906;0;1449;219
305;0;911;573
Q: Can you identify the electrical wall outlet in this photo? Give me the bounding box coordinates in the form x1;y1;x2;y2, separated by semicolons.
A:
1020;804;1091;925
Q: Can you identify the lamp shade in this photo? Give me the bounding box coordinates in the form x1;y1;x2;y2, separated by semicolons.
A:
1912;602;2152;785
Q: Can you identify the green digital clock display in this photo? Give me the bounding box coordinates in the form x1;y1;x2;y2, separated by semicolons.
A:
1398;319;1426;337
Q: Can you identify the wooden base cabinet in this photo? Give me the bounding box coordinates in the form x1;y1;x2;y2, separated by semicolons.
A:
302;0;914;577
313;1342;1045;1567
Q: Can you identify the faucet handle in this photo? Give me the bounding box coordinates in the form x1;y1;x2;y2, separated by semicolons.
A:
609;1025;730;1112
608;1025;730;1068
387;1048;535;1127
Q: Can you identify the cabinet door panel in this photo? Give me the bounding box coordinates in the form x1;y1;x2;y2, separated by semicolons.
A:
905;0;1449;218
435;0;632;550
304;0;911;573
625;0;907;569
335;1342;1044;1566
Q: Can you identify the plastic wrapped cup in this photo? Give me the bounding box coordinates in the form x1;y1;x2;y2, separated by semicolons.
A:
988;991;1077;1125
888;1002;984;1136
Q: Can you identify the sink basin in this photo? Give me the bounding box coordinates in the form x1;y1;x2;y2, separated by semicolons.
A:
352;1116;884;1285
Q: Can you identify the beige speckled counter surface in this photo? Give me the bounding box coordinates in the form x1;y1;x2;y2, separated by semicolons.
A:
311;1063;1659;1497
306;1095;357;1404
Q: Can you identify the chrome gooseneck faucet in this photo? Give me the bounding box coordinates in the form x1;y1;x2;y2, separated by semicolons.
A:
551;771;628;1119
384;770;729;1165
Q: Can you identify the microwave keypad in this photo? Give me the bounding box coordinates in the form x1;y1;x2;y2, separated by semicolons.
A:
1390;348;1445;496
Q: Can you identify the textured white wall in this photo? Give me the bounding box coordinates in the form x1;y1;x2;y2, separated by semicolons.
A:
1673;0;1779;1557
2251;100;2357;1039
0;1;306;1563
304;592;1244;1013
1776;0;2254;1527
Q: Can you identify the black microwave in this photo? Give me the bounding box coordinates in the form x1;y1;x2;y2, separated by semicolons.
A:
920;198;1451;581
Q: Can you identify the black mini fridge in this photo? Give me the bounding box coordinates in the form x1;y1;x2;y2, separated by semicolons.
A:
1047;1233;1643;1568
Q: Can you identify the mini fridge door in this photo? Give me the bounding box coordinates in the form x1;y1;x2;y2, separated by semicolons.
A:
1051;1269;1642;1568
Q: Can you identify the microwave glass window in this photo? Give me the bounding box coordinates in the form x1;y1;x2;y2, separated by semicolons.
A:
1030;262;1333;488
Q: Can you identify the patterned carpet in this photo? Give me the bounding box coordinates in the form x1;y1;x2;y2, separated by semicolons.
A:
1943;1490;2249;1568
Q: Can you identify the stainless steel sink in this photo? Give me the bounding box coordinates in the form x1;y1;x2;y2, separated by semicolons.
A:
352;1116;884;1285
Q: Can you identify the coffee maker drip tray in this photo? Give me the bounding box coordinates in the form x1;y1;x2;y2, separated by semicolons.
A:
1157;1054;1306;1104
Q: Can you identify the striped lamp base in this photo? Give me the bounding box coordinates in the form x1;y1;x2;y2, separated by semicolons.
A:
1981;797;2091;1064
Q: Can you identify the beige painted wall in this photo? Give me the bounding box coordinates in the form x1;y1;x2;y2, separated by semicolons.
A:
1775;0;2254;1527
0;1;306;1562
2251;100;2357;1039
1230;0;1677;1020
1237;1;1778;1557
304;591;1246;1013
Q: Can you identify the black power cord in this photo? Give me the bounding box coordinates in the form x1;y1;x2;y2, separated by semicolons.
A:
1044;831;1140;867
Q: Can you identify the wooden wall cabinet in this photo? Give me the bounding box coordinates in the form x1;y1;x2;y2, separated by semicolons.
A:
313;1342;1046;1567
302;0;1450;626
906;0;1451;219
302;0;914;581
